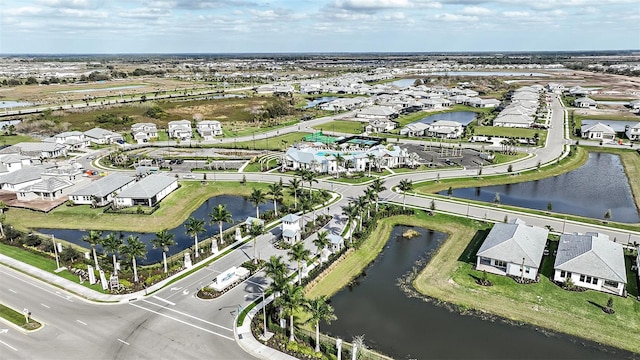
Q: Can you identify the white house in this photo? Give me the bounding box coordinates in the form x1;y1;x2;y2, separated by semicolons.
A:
328;233;344;253
84;127;124;145
427;120;464;139
1;142;67;159
168;120;193;140
131;123;158;144
581;123;616;141
53;131;89;149
554;232;627;296
196;120;223;140
400;122;430;137
574;97;598;108
69;173;136;206
0;154;31;173
468;97;501;108
493;114;534;128
625;122;640;141
114;174;178;208
355;106;398;122
476;219;549;280
17;177;74;201
281;214;302;244
0;165;54;191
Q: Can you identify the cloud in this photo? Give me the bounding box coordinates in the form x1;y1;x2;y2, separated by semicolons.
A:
435;13;479;21
331;0;441;12
502;11;529;18
460;6;492;15
38;0;103;9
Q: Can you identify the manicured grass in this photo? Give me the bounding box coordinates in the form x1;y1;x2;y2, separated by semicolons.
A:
412;215;640;354
212;132;306;151
314;120;365;134
5;181;287;233
1;134;35;145
0;303;42;330
473;125;546;140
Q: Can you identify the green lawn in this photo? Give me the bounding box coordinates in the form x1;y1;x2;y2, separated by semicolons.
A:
1;134;35;146
313;120;364;134
212;132;306;151
0;303;42;330
473;126;546;140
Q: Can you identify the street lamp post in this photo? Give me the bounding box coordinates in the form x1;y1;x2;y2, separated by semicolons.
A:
52;234;60;269
245;291;268;339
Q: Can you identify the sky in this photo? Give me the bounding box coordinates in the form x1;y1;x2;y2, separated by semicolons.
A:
1;0;639;54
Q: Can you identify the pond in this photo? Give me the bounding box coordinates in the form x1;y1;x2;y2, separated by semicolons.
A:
304;96;339;109
408;111;477;126
323;225;629;359
581;120;639;133
440;152;640;223
37;195;272;265
0;100;33;109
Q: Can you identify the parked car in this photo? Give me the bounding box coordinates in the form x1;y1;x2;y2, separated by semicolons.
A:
182;174;196;179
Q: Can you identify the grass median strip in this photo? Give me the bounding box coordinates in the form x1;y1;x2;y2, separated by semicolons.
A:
0;304;42;331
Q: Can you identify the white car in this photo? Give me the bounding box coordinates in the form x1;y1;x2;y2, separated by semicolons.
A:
182;174;196;179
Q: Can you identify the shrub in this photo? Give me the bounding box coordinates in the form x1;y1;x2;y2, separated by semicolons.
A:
24;235;42;247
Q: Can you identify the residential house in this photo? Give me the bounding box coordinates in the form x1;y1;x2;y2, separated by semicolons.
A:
0;154;31;174
281;214;302;244
131;123;158;144
0;165;54;191
493;114;534;128
167;120;193;140
475;219;549;280
400;122;430;137
1;142;67;159
354;106;398;122
625;122;640;141
84;127;124;145
427;120;464;139
328;233;344;253
628;99;640;110
468;98;501;108
17;177;74;201
53;131;89;149
581;123;616;141
114;174;178;208
365;118;396;133
554;232;627;296
68;173;136;206
574;97;598;109
196;120;223;140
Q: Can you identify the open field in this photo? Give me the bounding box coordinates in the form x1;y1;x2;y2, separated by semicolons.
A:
212;132;306;151
4;181;285;233
313;120;364;134
0;134;34;145
473;125;546;140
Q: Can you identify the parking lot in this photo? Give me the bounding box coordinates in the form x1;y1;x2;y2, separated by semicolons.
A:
404;143;494;169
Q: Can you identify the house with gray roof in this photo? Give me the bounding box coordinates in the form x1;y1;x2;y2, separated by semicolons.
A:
554;232;627;296
69;173;136;206
168;120;192;140
581;122;616;141
400;122;430;137
625;122;640;141
0;154;31;174
1;142;67;159
53;131;89;149
84;127;124;145
574;97;597;109
131;123;158;144
114;174;178;208
280;214;301;244
17;177;74;201
427;120;464;139
328;233;344;253
196;120;223;140
476;218;549;280
0;165;55;191
493;114;534;128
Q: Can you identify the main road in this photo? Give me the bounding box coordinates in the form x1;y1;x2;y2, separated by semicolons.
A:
1;94;638;359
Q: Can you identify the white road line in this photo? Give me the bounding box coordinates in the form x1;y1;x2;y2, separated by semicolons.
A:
151;295;176;306
8;289;17;294
0;269;73;302
0;339;18;352
141;300;232;332
40;303;50;309
117;339;130;346
129;303;234;341
76;320;87;326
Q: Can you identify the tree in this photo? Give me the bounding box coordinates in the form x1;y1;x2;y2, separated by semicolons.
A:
398;179;413;210
604;209;612;222
352;335;368;360
122;235;146;283
302;169;319;195
275;283;305;341
507;164;513;173
605;297;615;314
264;255;288;286
249;220;265;263
493;192;501;205
267;182;283;218
249;188;267;220
185;217;205;258
355;195;368;231
102;232;123;275
341;203;358;242
82;230;103;270
334;153;345;177
288;178;302;209
151;229;176;273
447;187;453;197
305;296;337;352
300;194;314;230
288;242;311;285
366;153;376;177
546;202;553;213
313;230;330;258
210;204;232;248
363;188;376;219
368;179;386;212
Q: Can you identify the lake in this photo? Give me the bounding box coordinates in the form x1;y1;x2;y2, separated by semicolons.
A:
37;195;272;265
0;100;33;109
440;152;639;223
304;96;339;109
324;225;631;359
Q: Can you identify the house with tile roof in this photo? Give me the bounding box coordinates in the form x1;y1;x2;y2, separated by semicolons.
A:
196;120;223;140
131;123;158;144
168;120;192;140
476;218;549;280
69;173;136;206
17;177;75;201
581;122;616;141
554;232;627;296
114;174;178;208
84;127;124;145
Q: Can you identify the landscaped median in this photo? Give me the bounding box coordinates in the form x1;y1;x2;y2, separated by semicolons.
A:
0;303;42;331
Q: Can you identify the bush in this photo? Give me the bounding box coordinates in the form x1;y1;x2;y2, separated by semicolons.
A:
24;235;42;247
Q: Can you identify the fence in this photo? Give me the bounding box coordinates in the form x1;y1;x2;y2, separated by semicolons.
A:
296;328;394;360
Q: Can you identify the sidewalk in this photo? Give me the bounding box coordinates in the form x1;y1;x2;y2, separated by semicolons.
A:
234;294;298;360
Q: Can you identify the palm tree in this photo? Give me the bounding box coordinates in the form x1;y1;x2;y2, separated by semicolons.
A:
305;296;337;353
341;203;358;242
249;220;265;263
355;195;368;231
288;178;302;209
151;229;176;273
210;204;232;248
300;194;314;230
302;169;319;195
294;169;308;194
275;283;305;341
102;232;123;275
313;231;330;258
398;179;414;210
333;153;345;177
122;235;146;283
249;188;267;220
368;178;386;212
288;242;311;285
185;217;205;258
267;182;283;217
264;255;288;286
366;153;376;177
364;187;376;219
82;230;103;270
